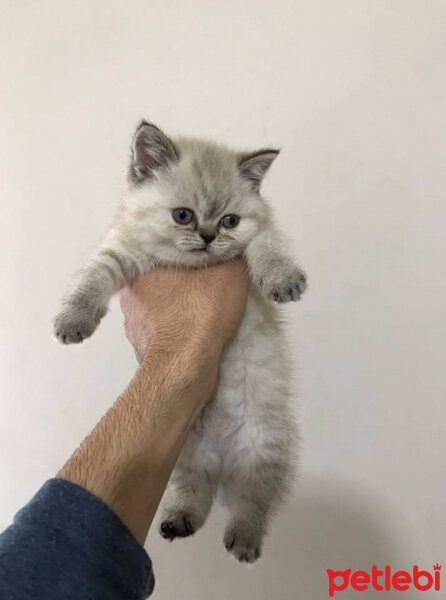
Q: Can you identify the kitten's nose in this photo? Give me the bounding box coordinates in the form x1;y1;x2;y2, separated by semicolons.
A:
200;232;216;245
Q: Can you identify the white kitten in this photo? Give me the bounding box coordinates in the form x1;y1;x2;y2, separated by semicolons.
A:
54;121;307;562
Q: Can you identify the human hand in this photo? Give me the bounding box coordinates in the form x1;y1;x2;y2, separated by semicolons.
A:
120;261;249;363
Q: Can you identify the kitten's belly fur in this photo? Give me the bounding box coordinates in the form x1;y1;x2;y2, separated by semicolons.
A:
161;285;296;560
173;284;295;501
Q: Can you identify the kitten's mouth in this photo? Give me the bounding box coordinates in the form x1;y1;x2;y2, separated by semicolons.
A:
189;247;208;253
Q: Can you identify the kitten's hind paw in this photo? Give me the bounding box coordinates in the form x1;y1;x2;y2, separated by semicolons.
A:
224;523;263;563
159;512;198;540
263;266;307;303
53;304;105;344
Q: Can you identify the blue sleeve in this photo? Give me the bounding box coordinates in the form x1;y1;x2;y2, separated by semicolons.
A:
0;479;154;600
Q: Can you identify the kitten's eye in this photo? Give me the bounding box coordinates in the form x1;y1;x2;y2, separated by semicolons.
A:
172;208;195;225
220;214;240;229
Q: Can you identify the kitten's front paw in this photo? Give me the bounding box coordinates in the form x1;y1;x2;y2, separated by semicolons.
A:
262;266;307;303
53;304;105;344
224;523;263;563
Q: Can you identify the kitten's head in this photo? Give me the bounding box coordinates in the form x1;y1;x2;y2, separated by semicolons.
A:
125;120;279;267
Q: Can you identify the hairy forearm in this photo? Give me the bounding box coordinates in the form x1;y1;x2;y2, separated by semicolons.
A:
58;338;220;544
57;262;248;544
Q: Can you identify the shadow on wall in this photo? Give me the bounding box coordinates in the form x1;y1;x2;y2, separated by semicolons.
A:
148;476;420;600
270;477;420;599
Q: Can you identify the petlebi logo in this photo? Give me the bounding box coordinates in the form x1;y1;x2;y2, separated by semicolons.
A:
327;564;441;596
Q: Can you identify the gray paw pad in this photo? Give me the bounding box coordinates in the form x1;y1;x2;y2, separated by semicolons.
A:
224;527;262;563
54;306;104;344
160;512;197;540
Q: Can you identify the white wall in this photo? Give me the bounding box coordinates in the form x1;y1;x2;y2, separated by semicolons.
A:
1;1;445;598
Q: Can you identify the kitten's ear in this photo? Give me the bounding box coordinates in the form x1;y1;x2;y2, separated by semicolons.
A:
129;120;180;184
238;148;280;190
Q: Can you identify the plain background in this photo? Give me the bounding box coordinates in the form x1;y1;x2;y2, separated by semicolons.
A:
1;1;445;598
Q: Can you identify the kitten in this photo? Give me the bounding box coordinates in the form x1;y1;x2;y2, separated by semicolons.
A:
54;121;307;563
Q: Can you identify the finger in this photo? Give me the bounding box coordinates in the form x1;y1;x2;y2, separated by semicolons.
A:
119;287;131;313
